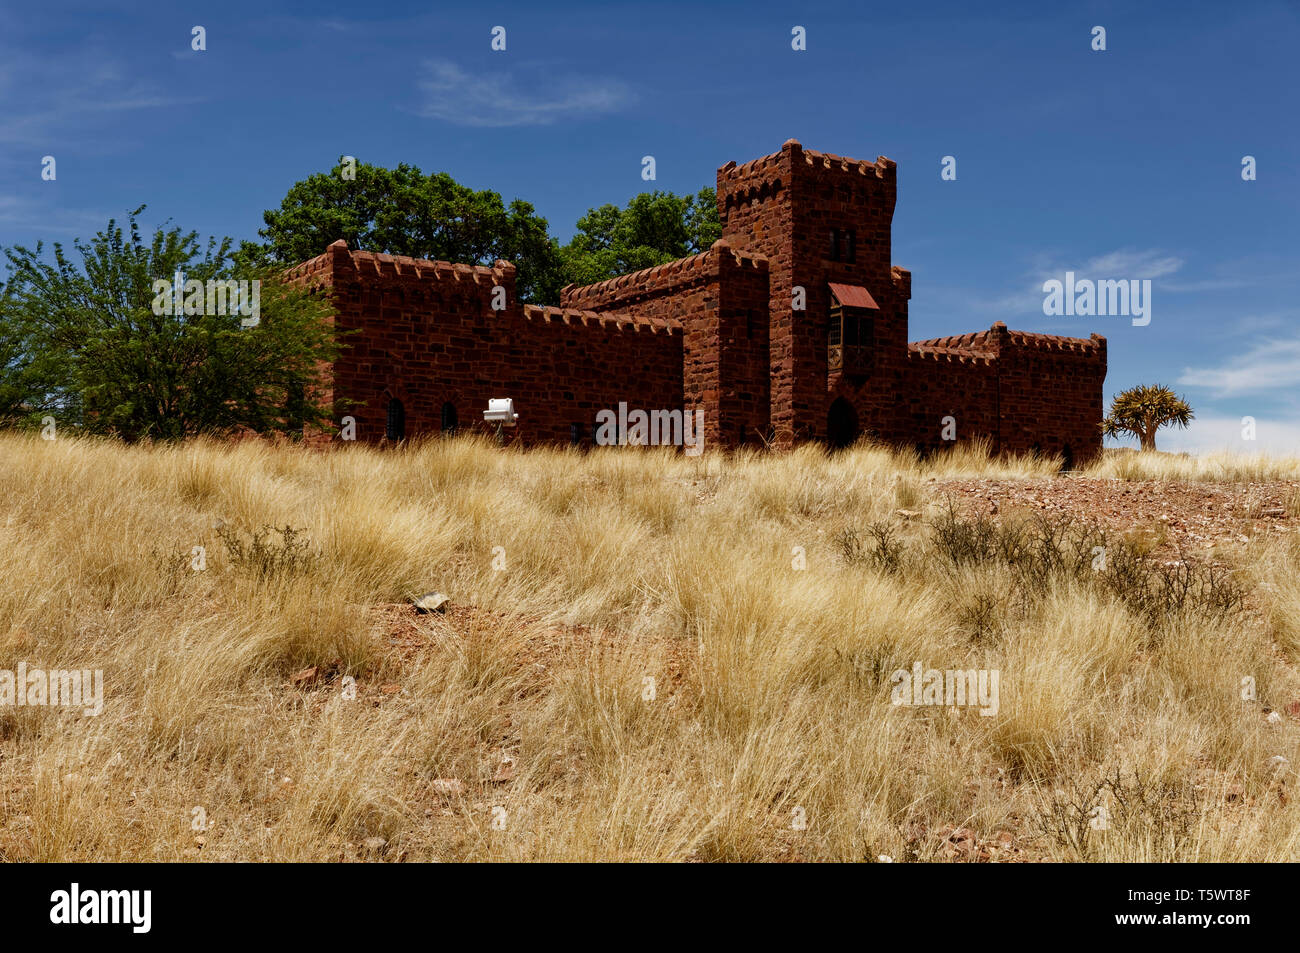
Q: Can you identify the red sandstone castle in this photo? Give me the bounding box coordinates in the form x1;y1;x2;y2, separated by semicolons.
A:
289;140;1107;462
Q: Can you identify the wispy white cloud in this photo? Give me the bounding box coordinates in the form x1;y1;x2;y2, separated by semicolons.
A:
1179;330;1300;398
413;59;632;127
0;45;195;146
983;247;1185;316
1081;248;1184;279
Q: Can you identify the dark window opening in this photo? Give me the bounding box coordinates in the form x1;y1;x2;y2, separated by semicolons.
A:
829;228;857;263
826;397;858;450
440;401;458;435
386;397;406;442
570;423;583;447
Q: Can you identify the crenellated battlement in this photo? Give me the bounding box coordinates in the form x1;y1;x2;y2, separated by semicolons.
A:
891;266;912;301
907;345;996;366
520;304;680;334
289;239;515;289
911;322;1105;360
801;146;896;180
560;238;768;312
1001;328;1107;357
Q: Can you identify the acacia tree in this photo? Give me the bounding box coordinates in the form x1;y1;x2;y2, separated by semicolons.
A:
559;189;722;288
253;158;566;303
0;208;338;441
1102;384;1194;452
251;158;725;303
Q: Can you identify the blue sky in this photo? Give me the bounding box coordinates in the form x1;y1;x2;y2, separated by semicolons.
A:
3;0;1298;453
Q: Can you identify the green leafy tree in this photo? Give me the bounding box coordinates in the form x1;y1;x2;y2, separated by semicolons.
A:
0;208;338;441
0;279;34;424
560;188;722;288
1102;384;1194;452
255;158;566;303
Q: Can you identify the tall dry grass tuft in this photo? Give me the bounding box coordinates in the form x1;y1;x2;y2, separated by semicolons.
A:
0;430;1296;861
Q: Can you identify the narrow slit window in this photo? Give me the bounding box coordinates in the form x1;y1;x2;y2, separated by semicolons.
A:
386;398;406;442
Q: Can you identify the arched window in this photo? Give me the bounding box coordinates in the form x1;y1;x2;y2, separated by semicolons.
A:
386;397;405;442
440;402;458;435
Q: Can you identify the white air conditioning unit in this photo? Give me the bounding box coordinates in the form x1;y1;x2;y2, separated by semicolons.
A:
483;398;519;426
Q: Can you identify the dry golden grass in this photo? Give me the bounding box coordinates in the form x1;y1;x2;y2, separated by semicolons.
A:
1;431;1299;862
1082;447;1300;483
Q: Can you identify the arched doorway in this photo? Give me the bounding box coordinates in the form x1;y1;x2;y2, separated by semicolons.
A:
385;397;405;442
440;401;458;435
826;397;858;449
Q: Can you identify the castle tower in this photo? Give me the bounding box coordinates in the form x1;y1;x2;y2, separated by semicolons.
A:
717;139;911;446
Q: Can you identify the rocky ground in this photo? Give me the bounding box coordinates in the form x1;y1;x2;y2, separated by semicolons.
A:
927;476;1300;555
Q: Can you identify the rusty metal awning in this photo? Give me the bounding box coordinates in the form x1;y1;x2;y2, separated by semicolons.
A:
828;282;880;309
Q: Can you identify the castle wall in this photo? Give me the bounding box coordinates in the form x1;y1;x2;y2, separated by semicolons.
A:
901;349;1001;451
994;329;1107;462
301;241;682;445
561;240;771;447
715;246;772;445
901;324;1107;463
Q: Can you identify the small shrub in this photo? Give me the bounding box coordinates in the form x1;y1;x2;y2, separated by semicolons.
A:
1099;544;1245;631
955;590;1004;645
1033;769;1201;861
838;521;905;574
216;523;320;579
929;499;1001;567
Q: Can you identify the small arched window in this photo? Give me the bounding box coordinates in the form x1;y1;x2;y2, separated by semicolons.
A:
386;397;405;442
440;402;458;435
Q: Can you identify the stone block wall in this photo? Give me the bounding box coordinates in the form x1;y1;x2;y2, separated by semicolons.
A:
295;241;682;446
